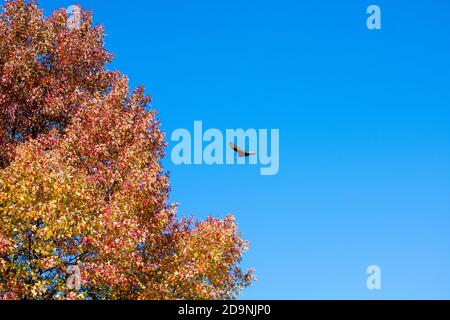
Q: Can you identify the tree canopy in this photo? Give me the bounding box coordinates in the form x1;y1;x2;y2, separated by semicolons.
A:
0;0;254;300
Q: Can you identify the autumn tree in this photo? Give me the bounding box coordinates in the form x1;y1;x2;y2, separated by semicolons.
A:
0;0;254;300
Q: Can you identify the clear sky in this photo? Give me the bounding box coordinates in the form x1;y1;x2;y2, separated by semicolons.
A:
36;0;450;299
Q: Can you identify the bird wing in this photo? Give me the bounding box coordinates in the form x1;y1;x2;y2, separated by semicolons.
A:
229;143;254;157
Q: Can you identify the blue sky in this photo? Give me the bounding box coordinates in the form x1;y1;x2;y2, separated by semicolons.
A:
36;0;450;299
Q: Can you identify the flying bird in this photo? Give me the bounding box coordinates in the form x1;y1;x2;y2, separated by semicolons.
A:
229;143;255;157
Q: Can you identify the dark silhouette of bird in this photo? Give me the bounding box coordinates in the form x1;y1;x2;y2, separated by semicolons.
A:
229;143;255;157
